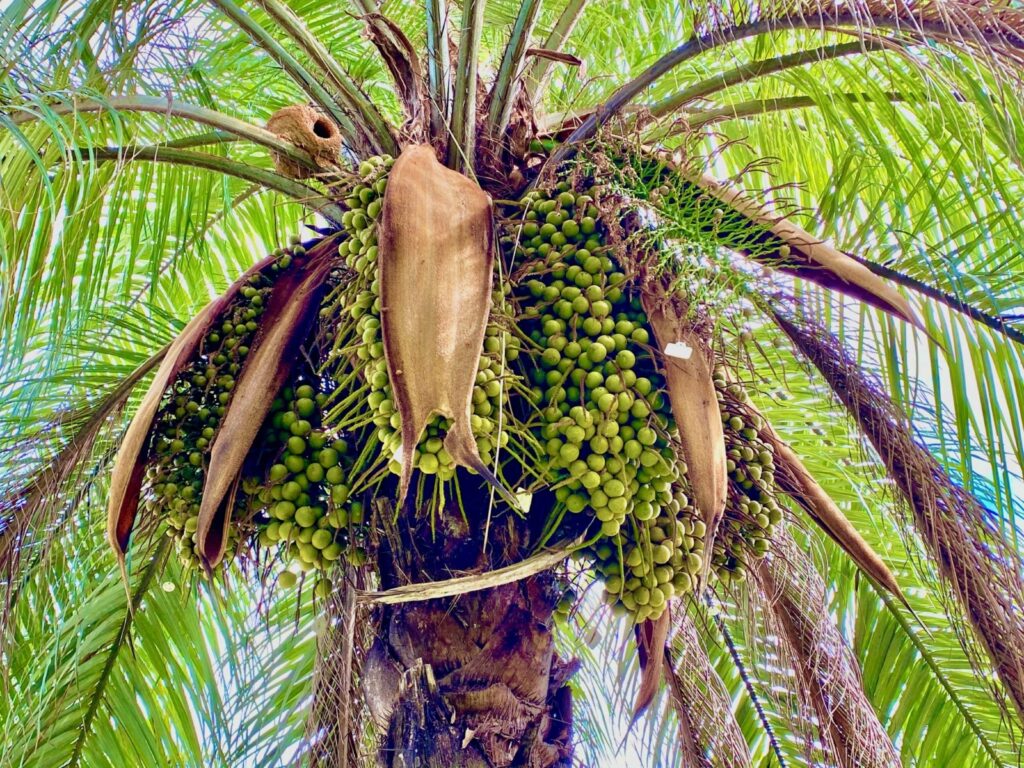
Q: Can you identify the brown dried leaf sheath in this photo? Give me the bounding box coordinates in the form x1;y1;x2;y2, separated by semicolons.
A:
716;383;905;603
106;254;282;570
378;145;503;507
689;171;921;329
768;434;905;603
198;243;336;568
643;300;728;584
633;610;671;717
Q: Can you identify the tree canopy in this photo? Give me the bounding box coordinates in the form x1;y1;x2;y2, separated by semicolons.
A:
1;0;1023;765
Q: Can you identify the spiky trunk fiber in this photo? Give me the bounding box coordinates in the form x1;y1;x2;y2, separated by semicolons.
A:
775;308;1024;722
306;565;370;767
362;578;574;767
753;529;901;768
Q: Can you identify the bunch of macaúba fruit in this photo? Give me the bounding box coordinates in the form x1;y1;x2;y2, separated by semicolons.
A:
503;183;705;621
711;370;783;584
239;369;368;593
323;155;524;498
145;255;289;567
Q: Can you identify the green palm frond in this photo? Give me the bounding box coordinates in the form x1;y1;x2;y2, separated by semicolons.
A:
2;0;1023;766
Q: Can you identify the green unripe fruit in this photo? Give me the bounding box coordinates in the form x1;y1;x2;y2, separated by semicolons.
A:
347;547;368;565
566;494;588;513
311;529;333;549
294;505;316;527
652;545;673;565
558;443;580;463
274;501;296;520
314;579;333;598
637;427;657;446
603;478;625;498
319;448;339;468
419;452;440;473
541;348;561;367
686;552;703;575
565;425;586;444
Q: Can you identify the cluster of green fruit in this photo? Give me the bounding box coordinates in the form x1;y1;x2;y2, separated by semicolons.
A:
552;580;577;622
146;254;291;567
712;371;782;584
240;375;367;593
339;157;399;464
590;493;706;621
339;155;520;485
505;183;703;620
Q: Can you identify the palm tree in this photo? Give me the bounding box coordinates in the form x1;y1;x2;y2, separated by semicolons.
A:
2;0;1024;765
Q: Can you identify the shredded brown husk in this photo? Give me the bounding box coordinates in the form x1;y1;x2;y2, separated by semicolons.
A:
665;610;752;767
753;527;902;768
266;105;343;179
775;307;1024;724
377;144;506;508
360;14;429;143
303;565;374;768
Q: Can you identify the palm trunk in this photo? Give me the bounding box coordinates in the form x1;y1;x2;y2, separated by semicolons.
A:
360;491;575;767
363;579;574;767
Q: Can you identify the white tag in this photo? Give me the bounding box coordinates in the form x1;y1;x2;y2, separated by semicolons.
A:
516;488;533;513
664;341;693;360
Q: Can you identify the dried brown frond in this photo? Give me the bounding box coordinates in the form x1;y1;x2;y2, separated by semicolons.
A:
360;13;429;143
753;527;902;768
198;241;338;568
633;610;671;717
651;151;920;328
666;610;753;767
775;307;1024;725
643;296;728;586
694;0;1024;70
106;252;281;574
735;393;905;603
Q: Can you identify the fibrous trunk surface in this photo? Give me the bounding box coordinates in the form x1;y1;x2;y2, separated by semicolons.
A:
365;578;574;767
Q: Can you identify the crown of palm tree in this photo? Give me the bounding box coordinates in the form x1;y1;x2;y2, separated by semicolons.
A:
2;0;1024;765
